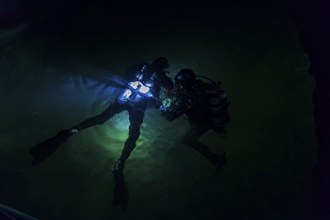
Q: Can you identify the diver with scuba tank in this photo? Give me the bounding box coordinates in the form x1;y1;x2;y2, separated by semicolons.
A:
160;68;230;166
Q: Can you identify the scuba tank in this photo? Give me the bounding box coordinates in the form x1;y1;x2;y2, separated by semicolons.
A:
196;75;230;130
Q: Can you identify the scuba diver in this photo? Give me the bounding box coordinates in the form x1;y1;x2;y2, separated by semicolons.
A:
160;68;230;166
29;57;173;172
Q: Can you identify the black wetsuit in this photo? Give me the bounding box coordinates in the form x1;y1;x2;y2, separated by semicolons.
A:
161;80;230;164
71;63;173;164
29;62;173;167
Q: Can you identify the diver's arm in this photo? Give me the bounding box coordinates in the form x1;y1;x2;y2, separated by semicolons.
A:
160;107;185;122
159;95;191;122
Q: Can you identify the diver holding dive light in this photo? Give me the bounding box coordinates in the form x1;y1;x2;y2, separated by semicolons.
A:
160;68;230;166
29;57;173;172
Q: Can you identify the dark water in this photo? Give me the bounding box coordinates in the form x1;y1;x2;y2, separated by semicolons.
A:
0;1;316;219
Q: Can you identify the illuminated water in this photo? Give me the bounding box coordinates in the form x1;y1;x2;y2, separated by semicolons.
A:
0;3;317;219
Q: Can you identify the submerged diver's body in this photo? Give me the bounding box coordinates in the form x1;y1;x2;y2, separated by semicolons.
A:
29;57;173;171
160;68;230;165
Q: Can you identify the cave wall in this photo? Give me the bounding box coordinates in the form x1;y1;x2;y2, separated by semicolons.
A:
289;0;330;218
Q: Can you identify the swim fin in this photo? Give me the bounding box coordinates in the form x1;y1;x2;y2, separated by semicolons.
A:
29;130;72;166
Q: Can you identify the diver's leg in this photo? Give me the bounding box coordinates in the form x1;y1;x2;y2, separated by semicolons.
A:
113;108;145;171
72;103;124;131
182;124;226;165
30;103;126;166
57;102;125;141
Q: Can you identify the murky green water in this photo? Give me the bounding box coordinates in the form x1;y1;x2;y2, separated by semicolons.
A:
0;3;316;220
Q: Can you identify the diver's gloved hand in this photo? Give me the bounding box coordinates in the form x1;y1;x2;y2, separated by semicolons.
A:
29;128;78;166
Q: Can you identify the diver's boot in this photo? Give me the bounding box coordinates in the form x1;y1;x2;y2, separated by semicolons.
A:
112;159;125;173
